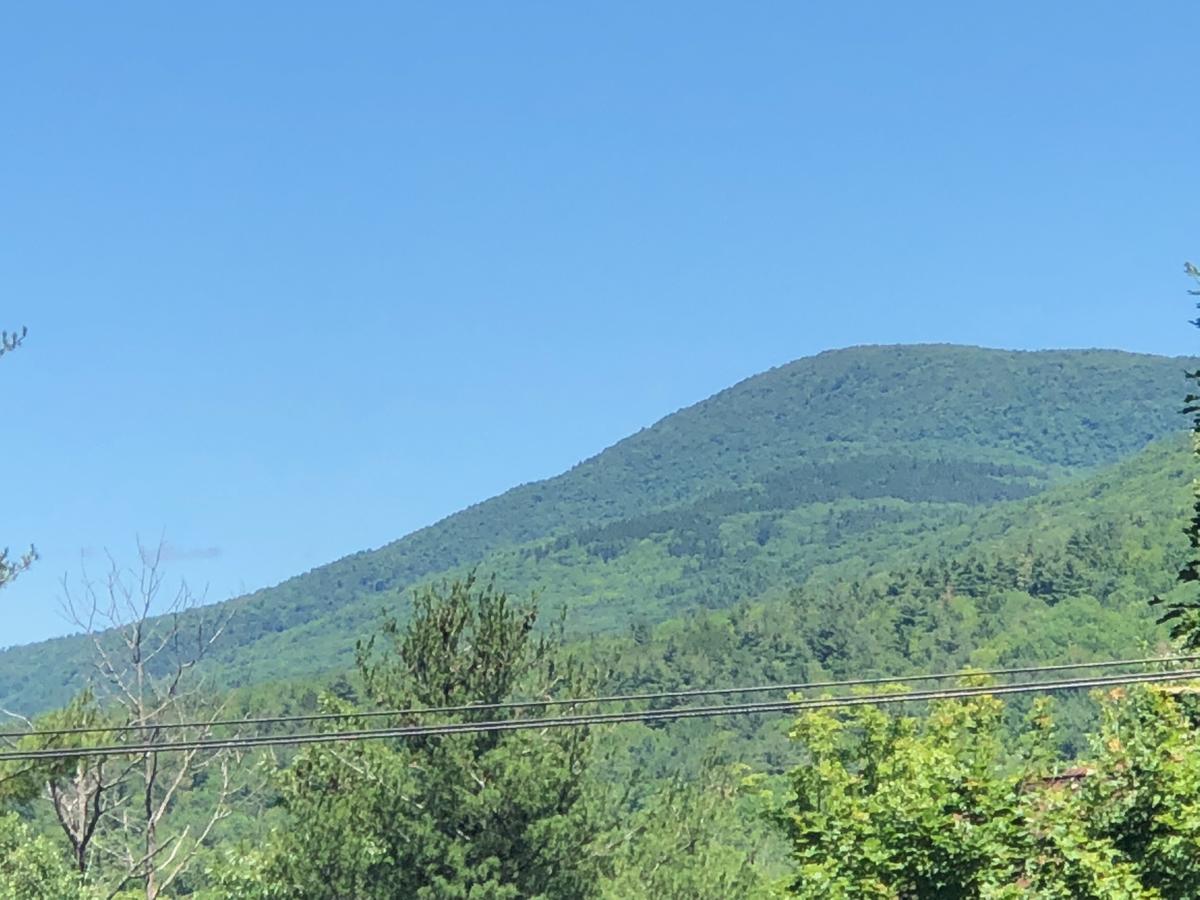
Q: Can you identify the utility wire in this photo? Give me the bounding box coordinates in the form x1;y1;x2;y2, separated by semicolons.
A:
3;652;1196;742
2;667;1196;762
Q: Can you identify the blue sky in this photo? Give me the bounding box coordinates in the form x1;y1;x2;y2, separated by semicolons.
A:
2;2;1198;645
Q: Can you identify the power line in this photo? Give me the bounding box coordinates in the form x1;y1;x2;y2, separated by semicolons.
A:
1;667;1195;762
3;652;1195;741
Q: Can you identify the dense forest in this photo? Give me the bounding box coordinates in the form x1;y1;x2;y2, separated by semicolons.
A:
6;338;1200;896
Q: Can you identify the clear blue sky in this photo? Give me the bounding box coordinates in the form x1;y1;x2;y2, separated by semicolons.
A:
2;3;1197;646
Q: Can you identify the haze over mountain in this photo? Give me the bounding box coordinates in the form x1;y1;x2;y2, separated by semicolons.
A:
1;343;1193;711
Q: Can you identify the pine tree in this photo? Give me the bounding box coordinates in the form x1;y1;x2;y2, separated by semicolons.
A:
1152;262;1200;645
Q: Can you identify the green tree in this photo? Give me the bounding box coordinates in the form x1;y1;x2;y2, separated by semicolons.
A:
251;575;601;899
771;684;1200;898
595;762;776;900
1153;261;1200;646
0;811;88;899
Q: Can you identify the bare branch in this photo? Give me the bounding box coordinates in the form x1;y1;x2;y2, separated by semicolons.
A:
41;540;241;897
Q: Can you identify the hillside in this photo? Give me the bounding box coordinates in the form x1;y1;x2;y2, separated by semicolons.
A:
1;344;1194;711
589;431;1197;771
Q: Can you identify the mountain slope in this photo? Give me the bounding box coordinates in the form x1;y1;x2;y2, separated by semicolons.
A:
594;431;1197;766
216;344;1194;630
1;344;1194;711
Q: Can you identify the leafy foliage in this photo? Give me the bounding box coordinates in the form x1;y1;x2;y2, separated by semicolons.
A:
772;684;1200;898
0;812;89;899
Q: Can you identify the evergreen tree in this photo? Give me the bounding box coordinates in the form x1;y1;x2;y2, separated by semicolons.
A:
248;575;601;899
1153;262;1200;645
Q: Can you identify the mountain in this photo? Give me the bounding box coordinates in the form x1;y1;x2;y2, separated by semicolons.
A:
1;344;1195;712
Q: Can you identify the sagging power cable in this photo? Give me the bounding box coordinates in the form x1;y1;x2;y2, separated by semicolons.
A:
1;666;1196;762
2;652;1195;742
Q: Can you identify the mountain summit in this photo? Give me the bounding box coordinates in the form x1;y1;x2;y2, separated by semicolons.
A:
2;344;1193;710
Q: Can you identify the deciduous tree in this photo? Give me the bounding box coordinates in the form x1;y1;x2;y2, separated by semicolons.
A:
771;683;1200;898
56;542;238;898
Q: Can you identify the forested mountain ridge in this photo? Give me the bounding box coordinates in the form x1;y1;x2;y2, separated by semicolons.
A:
0;344;1194;712
212;344;1200;612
